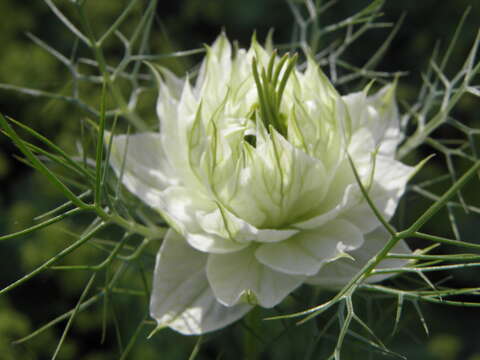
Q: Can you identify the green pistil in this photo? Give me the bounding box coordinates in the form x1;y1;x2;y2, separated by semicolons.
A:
251;51;298;137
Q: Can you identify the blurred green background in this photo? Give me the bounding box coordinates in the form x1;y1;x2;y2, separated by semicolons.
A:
1;0;480;359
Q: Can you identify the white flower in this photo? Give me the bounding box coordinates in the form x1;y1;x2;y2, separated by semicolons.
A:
108;34;414;335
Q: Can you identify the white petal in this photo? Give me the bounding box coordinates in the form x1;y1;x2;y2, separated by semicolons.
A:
342;90;367;132
348;127;376;165
207;246;305;308
108;132;175;209
198;207;297;244
186;232;248;254
294;183;356;230
302;56;340;106
341;156;415;233
256;239;320;276
256;228;298;243
306;226;411;288
197;33;232;110
160;186;212;231
151;64;206;192
343;84;400;157
289;65;343;166
161;187;248;253
294;147;413;233
150;65;184;101
256;220;364;276
150;230;252;335
197;207;255;247
152;67;179;126
368;84;401;156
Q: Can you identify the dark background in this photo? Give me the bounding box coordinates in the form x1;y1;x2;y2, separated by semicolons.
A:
0;0;479;359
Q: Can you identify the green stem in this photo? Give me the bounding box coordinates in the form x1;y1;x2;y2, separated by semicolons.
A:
94;83;107;206
0;207;84;242
0;114;91;210
244;308;260;360
75;2;147;131
0;221;106;295
398;159;480;236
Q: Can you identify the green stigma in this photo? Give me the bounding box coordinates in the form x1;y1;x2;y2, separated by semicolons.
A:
251;51;298;137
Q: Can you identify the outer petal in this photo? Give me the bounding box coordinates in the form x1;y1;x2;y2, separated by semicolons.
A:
368;84;401;156
150;230;252;335
255;219;364;276
341;156;415;233
298;133;414;233
306;226;411;288
108;132;176;209
341;90;367;133
343;84;400;157
207;246;305;308
152;64;207;192
151;66;200;191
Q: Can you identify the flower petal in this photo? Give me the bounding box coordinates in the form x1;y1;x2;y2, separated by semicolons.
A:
293;182;356;230
306;226;411;288
368;84;401;156
256;219;364;276
198;207;298;244
161;187;248;253
108;132;176;208
196;33;232;109
150;230;252;335
207;246;305;308
343;84;400;157
341;156;415;233
151;63;207;192
256;228;298;243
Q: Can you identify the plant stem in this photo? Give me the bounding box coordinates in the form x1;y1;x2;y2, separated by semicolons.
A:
244;308;260;360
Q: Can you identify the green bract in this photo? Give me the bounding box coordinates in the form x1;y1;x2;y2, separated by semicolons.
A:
109;34;414;335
